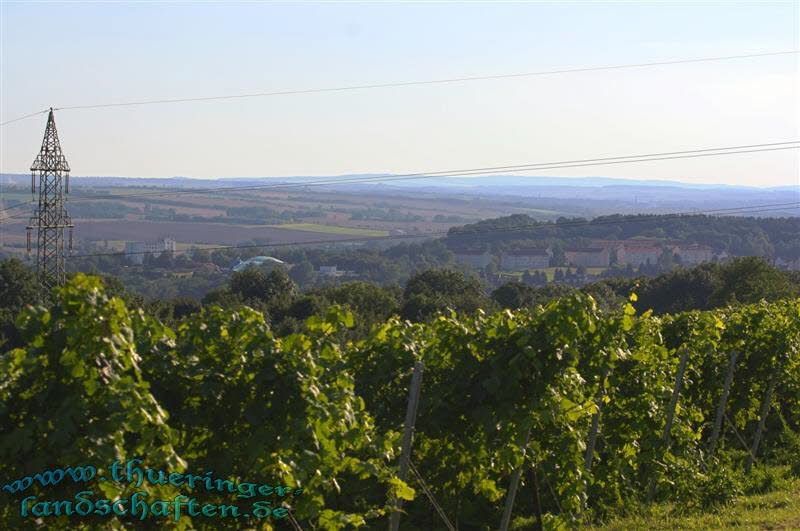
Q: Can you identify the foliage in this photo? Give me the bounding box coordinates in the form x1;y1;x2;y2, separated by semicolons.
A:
1;272;800;529
400;268;492;321
0;274;187;528
447;213;800;260
0;259;39;350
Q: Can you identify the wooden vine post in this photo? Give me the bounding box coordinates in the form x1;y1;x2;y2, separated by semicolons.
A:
388;361;424;531
584;367;611;472
531;464;544;531
499;428;532;531
707;350;739;457
745;359;783;474
648;345;690;502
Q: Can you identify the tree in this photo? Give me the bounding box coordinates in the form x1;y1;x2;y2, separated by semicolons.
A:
657;249;677;270
609;247;619;265
97;274;144;309
401;268;490;321
629;257;798;315
174;253;192;268
580;281;624;310
289;260;316;286
709;256;796;307
491;282;535;310
550;244;566;267
202;287;245;309
192;248;211;263
227;267;298;326
632;264;719;315
484;260;499;278
522;270;534;285
300;282;402;339
0;259;39;350
171;296;202;319
229;268;271;301
229;267;295;303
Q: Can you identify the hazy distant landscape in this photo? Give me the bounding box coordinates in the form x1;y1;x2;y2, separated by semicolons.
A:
2;173;797;253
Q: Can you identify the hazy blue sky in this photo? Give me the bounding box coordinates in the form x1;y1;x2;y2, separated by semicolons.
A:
1;1;798;186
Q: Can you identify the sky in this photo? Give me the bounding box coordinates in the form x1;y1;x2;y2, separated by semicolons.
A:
0;1;798;187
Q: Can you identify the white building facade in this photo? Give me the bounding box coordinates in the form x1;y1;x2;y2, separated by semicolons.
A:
670;244;713;265
620;245;661;267
125;238;177;265
564;247;610;268
500;249;551;271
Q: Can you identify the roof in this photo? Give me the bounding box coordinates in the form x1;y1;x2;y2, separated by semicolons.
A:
592;239;661;246
623;246;660;253
250;256;285;263
590;241;626;249
452;249;489;255
672;244;713;251
232;256;286;272
503;251;549;257
502;248;549;256
565;247;607;253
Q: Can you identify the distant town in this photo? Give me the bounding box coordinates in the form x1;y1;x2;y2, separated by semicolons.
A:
115;232;800;297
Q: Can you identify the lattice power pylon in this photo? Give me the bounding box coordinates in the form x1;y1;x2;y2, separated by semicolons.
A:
26;108;73;294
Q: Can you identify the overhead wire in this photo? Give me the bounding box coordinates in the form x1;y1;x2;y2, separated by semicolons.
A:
1;51;797;258
408;460;456;531
0;141;796;216
0;109;49;127
1;50;796;127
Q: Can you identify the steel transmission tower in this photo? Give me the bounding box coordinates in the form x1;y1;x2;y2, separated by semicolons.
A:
26;108;73;293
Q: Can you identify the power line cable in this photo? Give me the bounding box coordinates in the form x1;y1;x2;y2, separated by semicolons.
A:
0;109;49;127
408;460;456;531
63;201;800;260
2;50;796;127
42;142;800;198
1;141;796;216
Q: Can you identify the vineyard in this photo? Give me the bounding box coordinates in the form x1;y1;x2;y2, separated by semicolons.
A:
1;274;800;529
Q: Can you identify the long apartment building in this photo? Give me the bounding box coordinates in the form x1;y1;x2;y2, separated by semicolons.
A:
500;248;551;270
564;247;610;267
591;239;714;267
667;243;714;265
620;244;661;267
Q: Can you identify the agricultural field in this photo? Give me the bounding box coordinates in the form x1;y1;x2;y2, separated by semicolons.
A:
1;182;572;250
268;223;389;237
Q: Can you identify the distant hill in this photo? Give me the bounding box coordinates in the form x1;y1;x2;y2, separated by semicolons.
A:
2;172;796;191
2;173;797;219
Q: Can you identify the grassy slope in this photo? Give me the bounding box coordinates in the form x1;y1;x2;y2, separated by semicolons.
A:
591;475;800;530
